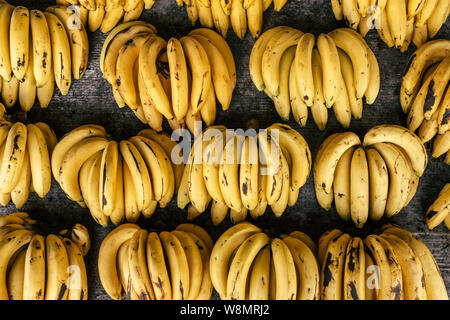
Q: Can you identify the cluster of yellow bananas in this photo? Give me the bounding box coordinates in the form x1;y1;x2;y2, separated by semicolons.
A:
100;22;236;133
314;124;427;228
51;124;183;227
210;222;320;300
0;2;89;111
318;225;448;300
98;223;212;300
426;183;450;230
332;0;449;52
401;39;450;164
56;0;156;33
0;104;56;209
250;26;380;130
176;0;287;39
177;123;311;225
0;213;90;300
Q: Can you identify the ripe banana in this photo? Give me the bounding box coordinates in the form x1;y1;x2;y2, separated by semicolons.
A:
10;6;30;81
0;3;14;81
247;245;270;300
316;33;340;108
30;9;52;88
271;237;297;300
289;58;308;127
45;234;69;300
342;237;365;300
26;123;51;198
320;233;351;300
0;122;27;193
210;222;261;299
350;147;369;228
294;33;315;107
363;124;428;176
45;11;72;96
146;232;172;300
365;147;389;222
247;0;263;38
98;223;140;300
333;146;354;221
62;237;88;300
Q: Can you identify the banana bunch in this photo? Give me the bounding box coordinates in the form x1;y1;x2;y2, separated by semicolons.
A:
332;0;449;52
249;26;380;130
51;124;182;226
98;222;213;300
425;183;450;230
0;104;56;209
400;39;450;164
318;225;448;300
176;0;287;39
0;2;90;111
209;222;319;300
56;0;156;33
177;123;311;225
100;22;236;134
0;212;90;300
314;124;428;228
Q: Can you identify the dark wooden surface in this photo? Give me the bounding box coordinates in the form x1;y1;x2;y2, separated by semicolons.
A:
1;0;449;300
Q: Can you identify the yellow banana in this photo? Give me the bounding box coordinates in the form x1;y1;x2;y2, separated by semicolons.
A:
10;6;30;81
350;147;369;228
61;237;88;300
365;147;389;222
0;3;14;81
316;33;340;108
30;9;52;88
333;146;354;221
343;237;365;300
146;232;172;300
247;0;263;38
45;234;69;300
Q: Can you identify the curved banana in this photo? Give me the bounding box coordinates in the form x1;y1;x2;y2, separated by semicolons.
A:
230;0;247;40
416;0;439;26
271;237;297;300
29;10;52;88
36;66;55;108
365;147;389;222
382;226;448;299
289;58;308;127
26;123;51;198
310;48;328;129
58;136;109;205
343;237;365;300
380;233;427;300
98;223;140;300
6;248;26;300
128;229;155;300
146;232;172;300
10;6;30;81
45;234;69;300
385;0;407;48
247;245;270;300
270;149;289;217
190;34;233;111
425;183;450;230
342;0;360;29
314;132;361;202
226;232;270;300
210;0;229;38
0;3;14;81
437;87;450;135
338;48;362;119
85;151;109;226
333;146;354;221
159;231;190;300
59;223;91;257
248;26;287;91
119;140;153;212
44;11;72;96
402;39;450;97
0;122;28;193
176;223;214;252
46;5;89;80
427;0;450;38
372;142;411;217
316;33;340;108
219;134;245;212
209;222;261;299
172;230;203;300
350;147;369;228
115;34;150;110
239;136;259;211
320;233;351;300
2;76;20;108
328;28;370;99
123;160;140;222
10;148;31;209
97;140;119;216
282;236;320;300
262;27;303;97
61;237;88;300
247;0;263;38
272;46;295;121
167;37;189;121
363;124;428;177
333;71;352;128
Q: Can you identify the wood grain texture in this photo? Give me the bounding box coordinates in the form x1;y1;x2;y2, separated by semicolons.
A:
1;0;449;300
